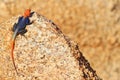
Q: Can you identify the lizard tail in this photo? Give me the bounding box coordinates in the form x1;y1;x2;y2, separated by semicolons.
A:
11;25;19;75
11;40;18;75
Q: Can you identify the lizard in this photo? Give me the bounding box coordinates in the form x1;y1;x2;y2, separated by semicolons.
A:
11;9;33;75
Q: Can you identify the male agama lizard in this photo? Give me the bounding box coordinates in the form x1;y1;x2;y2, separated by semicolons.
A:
11;9;33;75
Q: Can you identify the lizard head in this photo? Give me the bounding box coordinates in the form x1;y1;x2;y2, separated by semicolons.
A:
23;9;31;18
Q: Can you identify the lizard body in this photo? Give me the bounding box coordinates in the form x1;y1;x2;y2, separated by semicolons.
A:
11;9;32;75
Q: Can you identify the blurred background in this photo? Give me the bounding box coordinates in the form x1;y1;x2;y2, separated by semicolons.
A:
0;0;120;80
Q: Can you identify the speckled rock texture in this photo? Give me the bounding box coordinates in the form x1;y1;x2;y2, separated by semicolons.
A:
0;12;101;80
0;1;120;80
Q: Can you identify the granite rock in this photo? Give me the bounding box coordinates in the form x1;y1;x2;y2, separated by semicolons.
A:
0;12;101;80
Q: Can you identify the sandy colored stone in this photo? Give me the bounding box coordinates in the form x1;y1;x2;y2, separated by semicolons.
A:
0;0;120;80
0;12;101;80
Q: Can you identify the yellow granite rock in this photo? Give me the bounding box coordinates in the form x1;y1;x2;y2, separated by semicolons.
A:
0;12;101;80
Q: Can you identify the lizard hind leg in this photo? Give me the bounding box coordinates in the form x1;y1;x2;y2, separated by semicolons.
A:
19;29;28;39
19;29;27;35
12;23;18;32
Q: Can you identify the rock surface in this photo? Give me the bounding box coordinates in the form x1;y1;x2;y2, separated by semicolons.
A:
0;12;101;80
0;1;120;80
